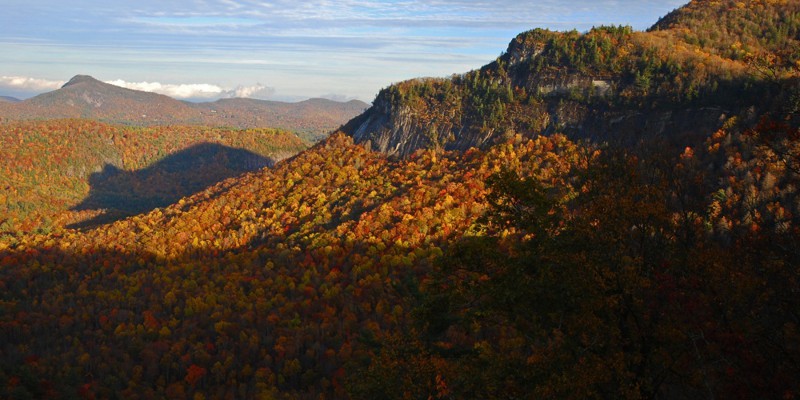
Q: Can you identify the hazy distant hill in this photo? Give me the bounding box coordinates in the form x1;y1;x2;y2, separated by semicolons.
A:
191;97;369;142
0;75;198;123
0;75;368;139
0;96;20;103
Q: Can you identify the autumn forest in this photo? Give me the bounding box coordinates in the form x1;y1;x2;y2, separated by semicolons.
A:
2;0;800;399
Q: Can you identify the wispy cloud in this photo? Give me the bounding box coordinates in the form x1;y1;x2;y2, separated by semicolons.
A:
122;0;683;31
133;16;261;27
0;76;65;91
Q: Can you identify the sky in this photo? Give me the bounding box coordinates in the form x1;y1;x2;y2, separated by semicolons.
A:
0;0;687;103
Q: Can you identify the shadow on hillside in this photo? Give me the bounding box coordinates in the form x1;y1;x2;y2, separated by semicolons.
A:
68;143;274;229
0;214;425;398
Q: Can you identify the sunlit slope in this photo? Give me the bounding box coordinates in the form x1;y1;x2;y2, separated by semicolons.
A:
0;119;307;235
0;132;584;398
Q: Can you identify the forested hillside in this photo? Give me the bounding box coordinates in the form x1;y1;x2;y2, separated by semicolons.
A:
345;0;799;157
0;132;573;398
650;0;800;62
0;120;307;236
3;119;799;398
1;0;799;399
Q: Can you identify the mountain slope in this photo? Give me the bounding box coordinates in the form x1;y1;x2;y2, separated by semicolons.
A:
344;0;798;157
1;1;800;399
0;132;586;398
0;96;20;103
650;0;800;62
0;76;368;137
2;118;799;397
0;119;307;235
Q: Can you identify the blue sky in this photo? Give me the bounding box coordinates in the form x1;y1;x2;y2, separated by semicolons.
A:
0;0;687;102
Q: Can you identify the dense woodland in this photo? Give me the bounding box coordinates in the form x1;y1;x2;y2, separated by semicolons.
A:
1;0;800;399
2;124;799;399
0;120;307;236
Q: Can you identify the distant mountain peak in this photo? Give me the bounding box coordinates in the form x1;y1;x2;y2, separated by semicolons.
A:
0;75;366;137
62;75;101;88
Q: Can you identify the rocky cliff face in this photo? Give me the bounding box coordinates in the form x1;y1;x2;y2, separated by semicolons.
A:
344;90;742;158
343;92;431;158
344;88;502;158
342;73;755;158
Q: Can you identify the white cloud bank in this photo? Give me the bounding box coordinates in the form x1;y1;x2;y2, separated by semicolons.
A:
105;79;225;99
232;84;275;99
106;79;275;100
0;75;279;101
0;76;65;91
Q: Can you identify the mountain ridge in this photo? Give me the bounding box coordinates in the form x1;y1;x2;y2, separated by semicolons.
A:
0;75;369;140
343;0;798;157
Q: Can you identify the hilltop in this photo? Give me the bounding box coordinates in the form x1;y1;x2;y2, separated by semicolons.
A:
344;0;799;157
0;76;368;140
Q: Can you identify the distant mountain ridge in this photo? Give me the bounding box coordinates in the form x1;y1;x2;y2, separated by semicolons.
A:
0;96;20;103
0;75;368;140
190;97;368;142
